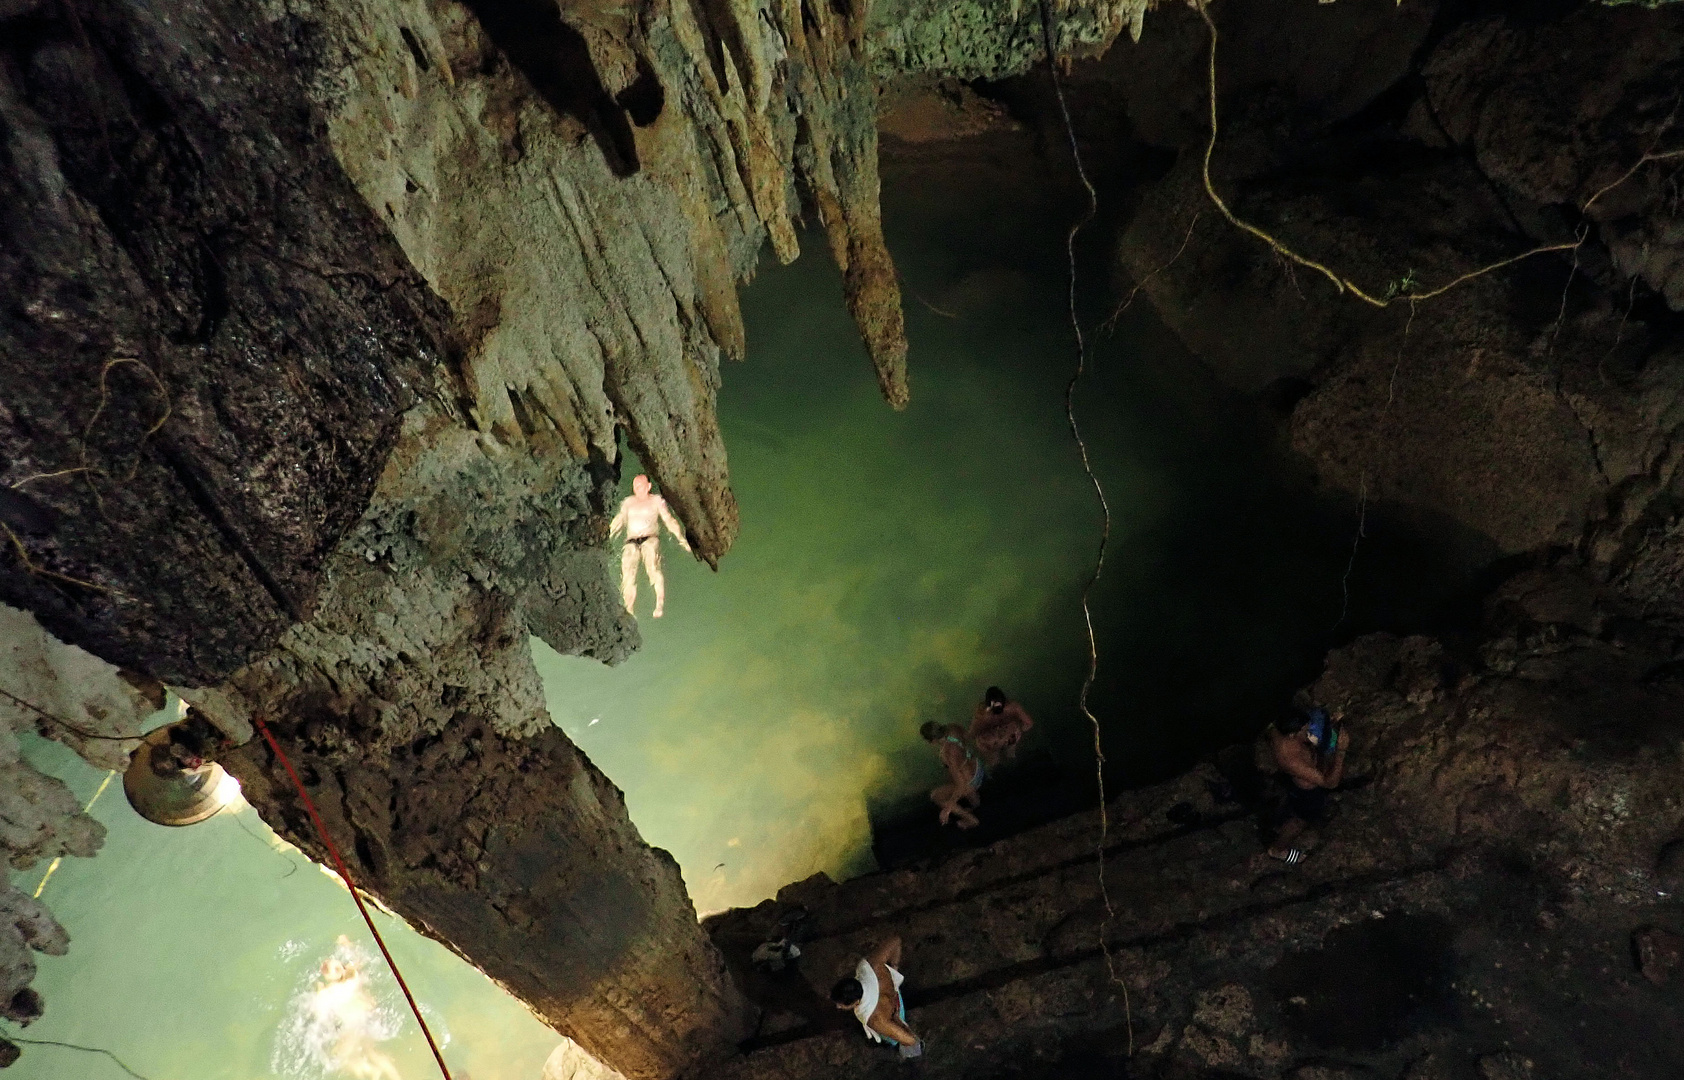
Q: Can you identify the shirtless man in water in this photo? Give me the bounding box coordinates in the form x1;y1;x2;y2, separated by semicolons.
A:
831;936;922;1058
313;936;402;1080
970;686;1034;766
609;474;691;618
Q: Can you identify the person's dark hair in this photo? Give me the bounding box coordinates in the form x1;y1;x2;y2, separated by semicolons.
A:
169;714;221;757
984;686;1006;710
830;977;864;1006
1274;712;1308;736
919;721;942;742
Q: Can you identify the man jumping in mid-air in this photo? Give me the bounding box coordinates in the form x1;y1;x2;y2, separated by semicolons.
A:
609;474;691;618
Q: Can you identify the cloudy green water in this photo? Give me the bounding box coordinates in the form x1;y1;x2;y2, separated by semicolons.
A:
8;191;1370;1078
541;235;1111;913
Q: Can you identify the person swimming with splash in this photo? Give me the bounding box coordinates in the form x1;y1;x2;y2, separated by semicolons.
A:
608;474;692;618
922;721;983;829
969;686;1034;766
308;936;402;1080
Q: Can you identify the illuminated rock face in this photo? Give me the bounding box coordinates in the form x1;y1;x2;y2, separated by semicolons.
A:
226;718;750;1080
0;0;445;686
290;0;922;567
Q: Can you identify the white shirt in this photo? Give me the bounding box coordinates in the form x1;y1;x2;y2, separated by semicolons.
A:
851;958;905;1042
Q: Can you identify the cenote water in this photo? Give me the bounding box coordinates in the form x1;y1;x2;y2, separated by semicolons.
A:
11;180;1420;1078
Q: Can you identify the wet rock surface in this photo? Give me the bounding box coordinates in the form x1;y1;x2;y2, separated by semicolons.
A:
0;0;445;684
703;573;1684;1079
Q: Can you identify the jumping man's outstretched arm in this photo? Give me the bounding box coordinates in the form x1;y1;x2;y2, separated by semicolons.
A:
609;500;628;540
657;498;691;552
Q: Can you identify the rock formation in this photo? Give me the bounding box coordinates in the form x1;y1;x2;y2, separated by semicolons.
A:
0;602;157;1039
1107;0;1684;572
0;0;1151;1068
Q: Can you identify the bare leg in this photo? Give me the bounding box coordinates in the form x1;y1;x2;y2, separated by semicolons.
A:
644;541;666;617
930;785;980;829
1267;817;1308;859
619;542;640;614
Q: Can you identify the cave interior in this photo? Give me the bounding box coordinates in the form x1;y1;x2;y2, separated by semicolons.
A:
3;0;1684;1078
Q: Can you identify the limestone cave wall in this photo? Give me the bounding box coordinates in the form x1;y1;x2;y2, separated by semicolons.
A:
1099;0;1684;576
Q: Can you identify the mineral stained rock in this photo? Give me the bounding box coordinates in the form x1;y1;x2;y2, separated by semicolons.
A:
0;0;445;685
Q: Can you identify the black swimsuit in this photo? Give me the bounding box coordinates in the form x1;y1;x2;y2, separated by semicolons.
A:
627;535;655;546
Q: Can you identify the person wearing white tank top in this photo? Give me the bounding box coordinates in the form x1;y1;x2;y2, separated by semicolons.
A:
829;936;922;1057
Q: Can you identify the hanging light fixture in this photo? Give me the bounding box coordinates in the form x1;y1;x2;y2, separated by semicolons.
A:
122;716;241;827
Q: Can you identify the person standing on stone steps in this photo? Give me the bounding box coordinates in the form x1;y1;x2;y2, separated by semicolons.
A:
609;474;691;618
830;936;923;1059
1265;706;1348;865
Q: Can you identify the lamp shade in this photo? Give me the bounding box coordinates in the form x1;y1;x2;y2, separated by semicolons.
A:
123;724;240;827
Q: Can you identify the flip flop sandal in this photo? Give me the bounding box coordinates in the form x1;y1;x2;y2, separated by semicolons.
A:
1270;848;1306;865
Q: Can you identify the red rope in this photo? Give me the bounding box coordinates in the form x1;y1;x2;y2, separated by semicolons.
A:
252;716;454;1080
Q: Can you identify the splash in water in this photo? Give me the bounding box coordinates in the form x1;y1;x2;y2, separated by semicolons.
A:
273;936;406;1080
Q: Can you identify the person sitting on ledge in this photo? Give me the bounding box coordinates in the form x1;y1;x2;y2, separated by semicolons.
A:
831;936;922;1059
969;685;1034;766
1266;705;1348;865
921;720;982;829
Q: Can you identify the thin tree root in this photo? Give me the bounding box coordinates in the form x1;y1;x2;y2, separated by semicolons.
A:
1103;209;1202;333
1192;0;1676;310
1042;0;1133;1054
0;520;118;597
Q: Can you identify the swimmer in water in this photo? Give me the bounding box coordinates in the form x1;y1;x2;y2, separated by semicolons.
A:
311;936;402;1080
608;474;692;618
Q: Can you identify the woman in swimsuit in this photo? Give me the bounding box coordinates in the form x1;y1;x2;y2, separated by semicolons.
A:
920;721;983;829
